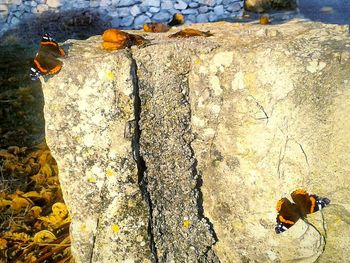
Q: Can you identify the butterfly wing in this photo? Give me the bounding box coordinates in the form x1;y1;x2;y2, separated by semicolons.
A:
30;36;64;80
33;51;63;75
275;197;301;234
291;189;330;216
39;41;65;58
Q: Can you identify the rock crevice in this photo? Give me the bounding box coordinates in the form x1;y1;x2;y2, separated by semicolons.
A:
129;53;159;262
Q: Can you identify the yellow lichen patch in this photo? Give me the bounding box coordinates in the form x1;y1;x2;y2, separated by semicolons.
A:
80;224;87;232
112;224;120;233
33;230;57;243
194;58;201;65
106;70;116;81
88;177;97;183
244;72;258;96
106;167;114;177
183;220;190;228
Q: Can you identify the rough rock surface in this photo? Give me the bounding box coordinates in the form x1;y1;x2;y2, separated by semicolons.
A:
134;41;219;262
42;39;151;262
42;20;350;262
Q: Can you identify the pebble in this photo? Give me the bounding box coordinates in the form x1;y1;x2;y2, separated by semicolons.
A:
36;4;49;13
46;0;62;8
119;0;135;6
161;0;174;9
120;16;134;27
197;13;208;23
152;11;171;21
174;0;187;10
149;7;160;13
214;5;224;16
134;14;151;25
182;8;199;15
142;0;161;7
130;5;141;16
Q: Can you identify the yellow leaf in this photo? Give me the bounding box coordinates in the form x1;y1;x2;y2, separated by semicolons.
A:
11;196;33;211
40;189;52;202
0;198;12;207
38;150;51;167
52;164;58;175
4;232;31;242
52;202;68;218
22;191;42;199
41;163;52;177
0;150;15;159
111;224;120;233
31;173;47;185
30;206;42;218
47;175;59;185
0;238;7;249
33;230;56;243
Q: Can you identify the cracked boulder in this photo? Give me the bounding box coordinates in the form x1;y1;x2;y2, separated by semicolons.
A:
41;20;350;262
42;37;151;262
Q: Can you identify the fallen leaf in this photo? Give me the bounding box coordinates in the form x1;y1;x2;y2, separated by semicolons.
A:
11;196;33;211
33;230;56;243
0;238;7;249
52;202;68;218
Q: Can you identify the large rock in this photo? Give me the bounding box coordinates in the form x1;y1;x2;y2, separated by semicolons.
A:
42;37;151;262
42;20;350;262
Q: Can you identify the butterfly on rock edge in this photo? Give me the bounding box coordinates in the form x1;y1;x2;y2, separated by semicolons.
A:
275;189;330;234
30;33;65;80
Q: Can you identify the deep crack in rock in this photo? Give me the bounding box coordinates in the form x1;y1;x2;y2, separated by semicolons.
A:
129;51;159;263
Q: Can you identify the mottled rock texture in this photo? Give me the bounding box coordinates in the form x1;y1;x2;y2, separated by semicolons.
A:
42;38;151;262
42;20;350;262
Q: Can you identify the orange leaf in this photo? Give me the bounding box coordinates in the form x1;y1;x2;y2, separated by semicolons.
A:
0;238;7;249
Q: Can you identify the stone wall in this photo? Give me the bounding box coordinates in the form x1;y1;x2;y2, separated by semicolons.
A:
0;0;244;37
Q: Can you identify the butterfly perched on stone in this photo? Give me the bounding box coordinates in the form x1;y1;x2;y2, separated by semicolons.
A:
30;33;65;80
275;189;330;234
